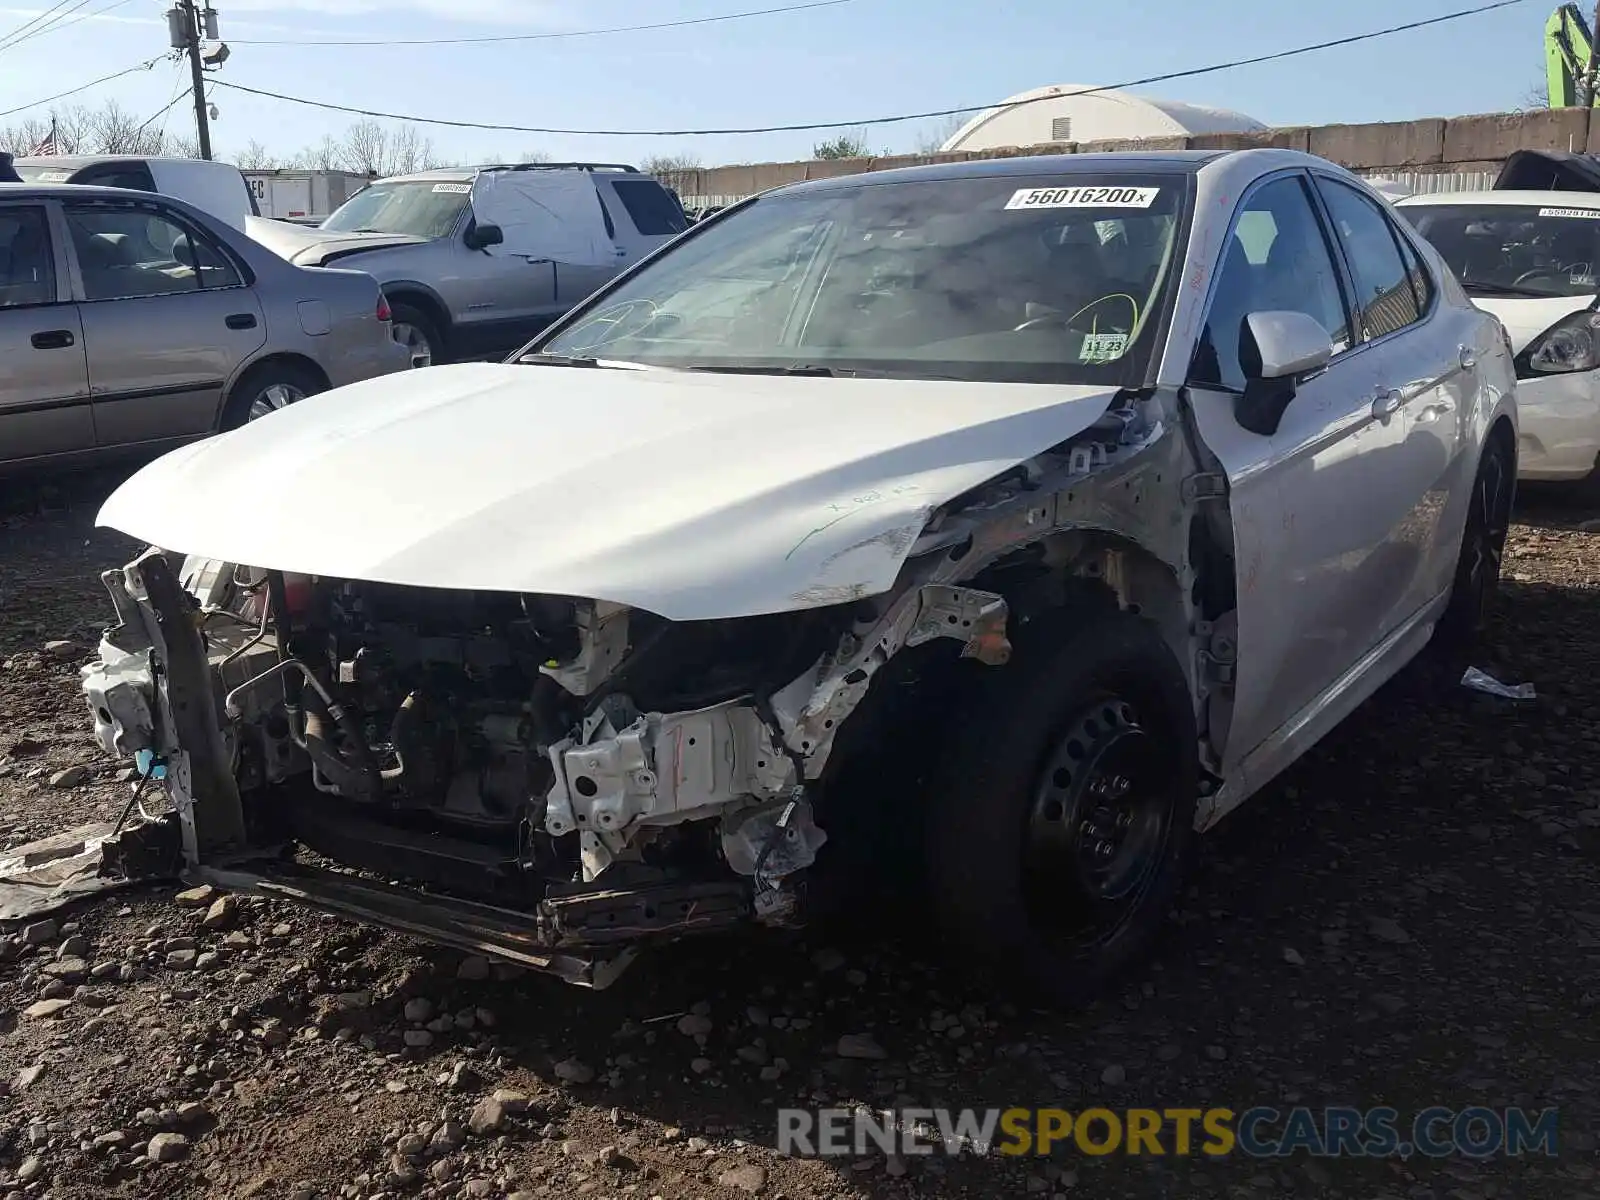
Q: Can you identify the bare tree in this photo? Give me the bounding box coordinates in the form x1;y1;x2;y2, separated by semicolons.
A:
641;152;700;194
911;115;965;155
331;119;447;177
235;138;285;169
1;100;199;157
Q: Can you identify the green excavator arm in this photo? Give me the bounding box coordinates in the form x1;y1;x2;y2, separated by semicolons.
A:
1549;3;1596;107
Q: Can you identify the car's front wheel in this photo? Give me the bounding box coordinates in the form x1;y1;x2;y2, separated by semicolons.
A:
924;607;1197;1006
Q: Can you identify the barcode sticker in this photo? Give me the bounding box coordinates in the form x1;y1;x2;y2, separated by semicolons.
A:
1006;186;1160;210
432;183;472;194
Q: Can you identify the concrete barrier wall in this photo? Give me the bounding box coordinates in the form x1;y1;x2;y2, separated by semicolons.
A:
668;106;1596;208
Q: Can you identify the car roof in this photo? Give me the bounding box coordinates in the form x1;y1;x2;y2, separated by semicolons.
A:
13;154;235;169
761;148;1351;198
1396;189;1600;209
0;182;187;201
379;163;644;186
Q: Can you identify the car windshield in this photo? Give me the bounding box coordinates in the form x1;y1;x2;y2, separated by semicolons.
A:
1402;201;1600;297
534;172;1189;384
321;180;470;238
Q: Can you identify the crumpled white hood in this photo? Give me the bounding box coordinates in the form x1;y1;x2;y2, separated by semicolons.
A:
97;363;1121;620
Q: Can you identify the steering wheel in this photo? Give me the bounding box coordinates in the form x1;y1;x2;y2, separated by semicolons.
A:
1514;267;1566;287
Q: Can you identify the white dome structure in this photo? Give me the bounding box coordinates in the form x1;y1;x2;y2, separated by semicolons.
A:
940;84;1267;153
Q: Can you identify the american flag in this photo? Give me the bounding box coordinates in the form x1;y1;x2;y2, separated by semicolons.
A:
30;119;58;156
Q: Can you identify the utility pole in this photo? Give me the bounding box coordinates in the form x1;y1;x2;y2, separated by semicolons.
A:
167;1;221;159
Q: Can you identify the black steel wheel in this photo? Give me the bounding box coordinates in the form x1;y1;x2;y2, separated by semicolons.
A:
925;607;1197;1007
1436;430;1514;651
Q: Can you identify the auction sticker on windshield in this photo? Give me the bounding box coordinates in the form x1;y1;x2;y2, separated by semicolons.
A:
1005;186;1160;210
1538;206;1600;219
432;183;473;194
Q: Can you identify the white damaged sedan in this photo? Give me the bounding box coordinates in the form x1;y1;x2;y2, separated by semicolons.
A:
80;149;1516;1004
1399;189;1600;491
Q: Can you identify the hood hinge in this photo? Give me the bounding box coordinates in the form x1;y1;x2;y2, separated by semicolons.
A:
1181;471;1228;503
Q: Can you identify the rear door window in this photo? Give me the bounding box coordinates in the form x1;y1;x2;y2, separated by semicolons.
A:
610;179;688;236
0;206;57;307
70;162;158;192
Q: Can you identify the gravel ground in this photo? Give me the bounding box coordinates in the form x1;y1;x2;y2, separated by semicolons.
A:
1;470;1598;1200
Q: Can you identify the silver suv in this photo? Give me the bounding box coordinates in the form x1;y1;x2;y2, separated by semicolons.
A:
245;163;689;367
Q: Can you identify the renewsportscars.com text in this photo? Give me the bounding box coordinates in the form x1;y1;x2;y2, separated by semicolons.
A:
777;1106;1558;1159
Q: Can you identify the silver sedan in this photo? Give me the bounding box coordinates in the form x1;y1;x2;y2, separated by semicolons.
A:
0;182;409;475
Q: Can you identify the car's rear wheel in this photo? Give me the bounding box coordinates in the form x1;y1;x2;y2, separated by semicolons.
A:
221;361;325;431
389;303;441;369
924;608;1197;1007
1435;429;1514;653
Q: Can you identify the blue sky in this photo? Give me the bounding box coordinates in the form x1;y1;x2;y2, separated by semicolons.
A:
0;0;1549;167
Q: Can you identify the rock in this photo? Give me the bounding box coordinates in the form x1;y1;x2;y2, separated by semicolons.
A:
718;1163;768;1193
1370;992;1408;1015
395;1133;427;1157
15;1157;44;1184
20;919;57;945
554;1057;595;1084
201;895;238;930
491;1088;530;1114
43;639;78;660
24;998;72;1019
449;1060;484;1092
42;957;88;981
1204;1045;1227;1061
57;934;88;957
885;1154;908;1177
430;1158;457;1184
1368;917;1412;945
14;1064;46;1091
92;1132;127;1151
148;1132;191;1162
1101;1063;1127;1086
690;1057;713;1075
1282;947;1306;966
594;1143;632;1170
176;1102;208;1124
429;1120;466;1152
49;764;90;788
402;997;434;1023
468;1097;507;1135
166;949;198;970
812;946;847;973
746;1006;770;1027
836;1033;887;1060
174;886;216;908
677;1013;714;1038
686;1136;711;1152
402;1029;433;1049
456;955;491;981
260;1022;290;1048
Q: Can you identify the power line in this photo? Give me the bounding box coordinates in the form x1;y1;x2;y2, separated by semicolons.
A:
232;0;856;47
1;0;107;52
210;0;1534;139
0;56;162;121
11;0;134;47
0;0;78;50
133;61;189;137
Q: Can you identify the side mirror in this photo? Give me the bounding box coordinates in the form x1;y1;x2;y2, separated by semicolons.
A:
465;223;503;251
1235;310;1334;436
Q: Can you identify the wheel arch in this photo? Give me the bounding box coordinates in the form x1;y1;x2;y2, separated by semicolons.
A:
218;352;331;429
381;283;453;335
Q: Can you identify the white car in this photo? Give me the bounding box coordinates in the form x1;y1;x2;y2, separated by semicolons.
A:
78;149;1516;1004
1398;189;1600;490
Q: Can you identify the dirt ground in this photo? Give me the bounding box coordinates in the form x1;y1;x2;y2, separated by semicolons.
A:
1;468;1598;1200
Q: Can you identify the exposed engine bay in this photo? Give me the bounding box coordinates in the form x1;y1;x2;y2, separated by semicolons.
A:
79;394;1215;989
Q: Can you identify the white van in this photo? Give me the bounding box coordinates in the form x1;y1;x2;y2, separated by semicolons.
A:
10;155;257;229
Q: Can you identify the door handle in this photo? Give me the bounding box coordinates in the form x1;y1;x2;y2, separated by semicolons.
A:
1459;345;1477;370
1371;389;1404;420
30;329;74;349
225;313;258;330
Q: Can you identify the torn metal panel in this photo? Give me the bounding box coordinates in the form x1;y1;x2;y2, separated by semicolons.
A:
0;824;123;923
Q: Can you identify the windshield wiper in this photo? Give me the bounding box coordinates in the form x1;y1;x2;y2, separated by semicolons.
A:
1460;280;1556;299
517;353;602;368
680;363;838;377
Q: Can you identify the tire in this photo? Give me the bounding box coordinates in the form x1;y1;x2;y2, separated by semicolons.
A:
220;361;325;431
1433;430;1514;656
389;302;443;369
924;608;1198;1007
